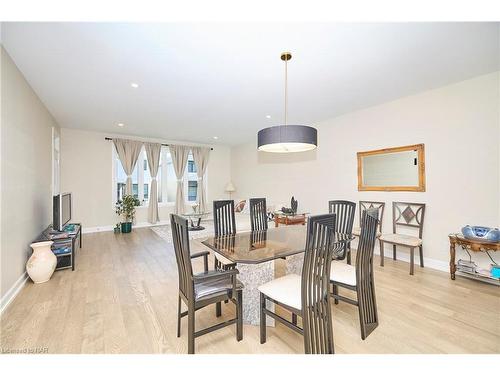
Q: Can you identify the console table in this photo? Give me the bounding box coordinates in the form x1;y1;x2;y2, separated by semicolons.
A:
448;234;499;283
274;213;307;227
34;223;82;271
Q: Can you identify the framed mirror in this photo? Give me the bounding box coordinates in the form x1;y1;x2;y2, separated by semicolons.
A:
357;144;425;192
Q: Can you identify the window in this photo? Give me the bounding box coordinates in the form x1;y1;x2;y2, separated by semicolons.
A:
184;154;198;202
113;146;204;206
161;150;199;203
115;154;139;203
187;160;197;173
188;181;198;202
114;148;156;205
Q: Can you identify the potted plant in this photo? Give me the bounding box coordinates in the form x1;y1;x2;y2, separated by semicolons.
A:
114;223;121;234
115;195;140;233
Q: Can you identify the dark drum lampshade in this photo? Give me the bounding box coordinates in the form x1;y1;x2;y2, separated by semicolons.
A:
257;125;317;153
257;52;318;153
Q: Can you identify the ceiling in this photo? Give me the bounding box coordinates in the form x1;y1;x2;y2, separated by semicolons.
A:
2;22;499;145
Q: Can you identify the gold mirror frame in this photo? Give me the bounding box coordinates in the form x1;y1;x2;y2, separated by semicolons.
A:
357;144;426;192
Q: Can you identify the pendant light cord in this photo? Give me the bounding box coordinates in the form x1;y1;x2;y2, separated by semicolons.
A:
284;56;288;127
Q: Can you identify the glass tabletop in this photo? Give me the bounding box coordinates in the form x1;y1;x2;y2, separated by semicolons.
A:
182;211;211;218
201;226;354;264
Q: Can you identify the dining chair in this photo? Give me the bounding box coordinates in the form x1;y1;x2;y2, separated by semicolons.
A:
379;202;426;275
170;214;243;354
249;198;268;231
331;208;379;340
328;200;356;264
258;213;339;354
213;200;238;317
352;201;386;266
213;200;238;268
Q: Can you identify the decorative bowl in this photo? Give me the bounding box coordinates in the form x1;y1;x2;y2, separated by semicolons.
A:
461;225;500;242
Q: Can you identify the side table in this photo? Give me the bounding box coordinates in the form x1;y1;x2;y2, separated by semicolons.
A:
448;233;499;283
274;213;307;227
182;212;211;231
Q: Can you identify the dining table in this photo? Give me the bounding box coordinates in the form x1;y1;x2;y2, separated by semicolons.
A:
202;225;354;325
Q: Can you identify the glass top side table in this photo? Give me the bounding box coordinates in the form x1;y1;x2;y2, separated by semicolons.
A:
182;211;211;231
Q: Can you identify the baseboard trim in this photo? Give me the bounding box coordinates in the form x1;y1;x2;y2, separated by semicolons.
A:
82;220;171;234
351;239;450;274
353;241;450;272
0;271;29;315
373;247;449;273
82;225;114;233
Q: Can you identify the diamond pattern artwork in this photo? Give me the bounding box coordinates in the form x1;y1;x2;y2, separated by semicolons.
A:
401;206;416;223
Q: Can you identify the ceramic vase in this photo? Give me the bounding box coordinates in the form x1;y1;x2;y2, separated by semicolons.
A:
27;241;56;283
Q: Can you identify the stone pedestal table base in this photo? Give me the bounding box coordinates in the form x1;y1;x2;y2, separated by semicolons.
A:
237;261;275;326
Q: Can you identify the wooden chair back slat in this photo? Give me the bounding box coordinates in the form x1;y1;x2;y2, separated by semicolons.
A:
170;214;194;297
301;213;337;354
359;201;385;232
213;200;237;236
250;198;268;231
356;209;380;338
328;200;356;235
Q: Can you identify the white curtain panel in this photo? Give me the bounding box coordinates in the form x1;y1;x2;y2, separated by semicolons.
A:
145;143;162;224
192;147;210;212
169;145;190;214
113;139;143;196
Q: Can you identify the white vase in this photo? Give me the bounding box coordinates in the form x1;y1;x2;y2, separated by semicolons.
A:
27;241;56;283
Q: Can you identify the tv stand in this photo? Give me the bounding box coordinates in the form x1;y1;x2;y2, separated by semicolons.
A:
34;223;82;271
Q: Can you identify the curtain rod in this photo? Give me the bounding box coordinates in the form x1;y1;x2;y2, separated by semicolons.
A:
104;137;213;150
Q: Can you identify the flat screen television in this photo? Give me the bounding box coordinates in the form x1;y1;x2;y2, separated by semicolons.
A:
53;193;72;231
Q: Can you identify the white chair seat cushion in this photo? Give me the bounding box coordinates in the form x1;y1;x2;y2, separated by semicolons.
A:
379;233;422;247
330;261;357;286
214;252;234;265
258;274;301;310
353;227;381;237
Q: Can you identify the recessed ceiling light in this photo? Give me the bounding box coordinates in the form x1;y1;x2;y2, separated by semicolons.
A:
130;83;139;88
213;136;218;140
117;123;124;127
266;115;271;119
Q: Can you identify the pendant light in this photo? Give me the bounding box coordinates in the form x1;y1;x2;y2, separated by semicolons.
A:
257;52;317;153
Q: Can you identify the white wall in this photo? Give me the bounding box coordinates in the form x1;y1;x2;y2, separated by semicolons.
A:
1;47;59;301
60;128;231;230
231;72;500;268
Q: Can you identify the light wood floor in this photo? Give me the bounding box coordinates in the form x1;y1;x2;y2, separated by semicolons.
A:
1;228;499;354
